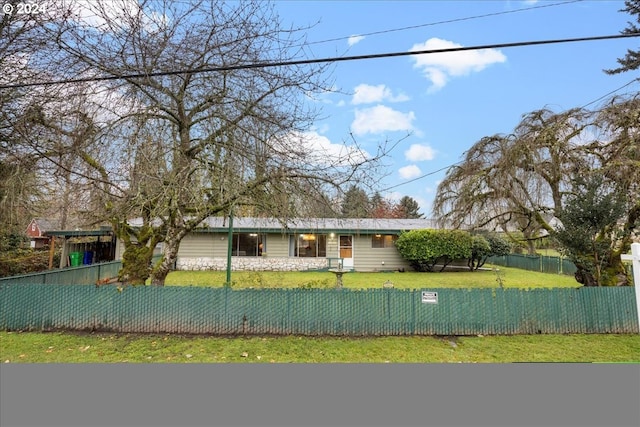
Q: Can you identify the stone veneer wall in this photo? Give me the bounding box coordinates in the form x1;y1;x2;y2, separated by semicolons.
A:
176;256;329;271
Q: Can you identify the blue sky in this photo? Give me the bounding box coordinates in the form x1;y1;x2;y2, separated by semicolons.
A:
273;0;639;216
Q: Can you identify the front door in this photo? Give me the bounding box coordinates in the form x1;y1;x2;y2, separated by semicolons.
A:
339;235;354;269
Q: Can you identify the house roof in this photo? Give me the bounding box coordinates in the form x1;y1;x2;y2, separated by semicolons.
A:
43;225;114;238
28;218;57;233
43;229;114;238
192;217;441;234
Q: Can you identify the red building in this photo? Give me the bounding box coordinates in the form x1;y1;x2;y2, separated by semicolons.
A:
25;218;57;249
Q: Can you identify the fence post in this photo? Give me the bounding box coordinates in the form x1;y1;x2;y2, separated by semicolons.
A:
621;242;640;334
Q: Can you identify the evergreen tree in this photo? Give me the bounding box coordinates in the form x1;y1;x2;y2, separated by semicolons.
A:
397;196;424;218
606;0;640;74
341;185;370;218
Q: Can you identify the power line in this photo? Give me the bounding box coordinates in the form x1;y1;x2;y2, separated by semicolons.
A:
2;33;638;90
381;77;640;194
380;160;466;193
305;0;585;47
580;78;639;108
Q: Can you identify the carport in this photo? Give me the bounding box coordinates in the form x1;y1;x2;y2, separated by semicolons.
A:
43;228;117;269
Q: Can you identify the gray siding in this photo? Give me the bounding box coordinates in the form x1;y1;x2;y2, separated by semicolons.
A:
263;234;289;257
178;233;216;258
352;234;411;271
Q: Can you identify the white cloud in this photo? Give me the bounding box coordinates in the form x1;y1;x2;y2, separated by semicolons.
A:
352;84;409;105
399;165;422;179
348;35;365;46
64;0;170;33
285;131;370;166
351;105;415;135
404;144;436;161
385;191;403;202
65;0;140;29
410;37;506;91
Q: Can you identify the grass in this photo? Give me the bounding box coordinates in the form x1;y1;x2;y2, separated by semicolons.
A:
2;331;638;363
161;265;579;289
3;268;621;363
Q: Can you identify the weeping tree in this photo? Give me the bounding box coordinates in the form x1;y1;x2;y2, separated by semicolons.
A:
433;108;589;254
433;97;638;286
10;0;385;285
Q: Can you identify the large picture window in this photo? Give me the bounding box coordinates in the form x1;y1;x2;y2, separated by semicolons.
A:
290;234;327;257
372;234;397;248
232;233;265;256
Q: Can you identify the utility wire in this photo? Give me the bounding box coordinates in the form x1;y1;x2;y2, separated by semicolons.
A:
2;33;638;89
306;0;585;46
580;78;639;108
380;76;640;194
380;161;465;193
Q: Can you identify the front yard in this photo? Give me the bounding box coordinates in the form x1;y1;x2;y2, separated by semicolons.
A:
161;265;579;289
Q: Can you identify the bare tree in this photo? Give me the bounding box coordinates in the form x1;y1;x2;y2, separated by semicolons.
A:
16;0;385;285
0;3;76;232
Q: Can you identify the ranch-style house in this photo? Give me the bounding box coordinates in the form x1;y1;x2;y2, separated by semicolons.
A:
117;217;441;272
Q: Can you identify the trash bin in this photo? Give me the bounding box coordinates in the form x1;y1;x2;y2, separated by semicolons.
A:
83;251;93;265
69;252;82;267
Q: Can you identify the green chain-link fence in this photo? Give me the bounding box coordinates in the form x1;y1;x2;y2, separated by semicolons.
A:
488;254;578;275
1;283;637;335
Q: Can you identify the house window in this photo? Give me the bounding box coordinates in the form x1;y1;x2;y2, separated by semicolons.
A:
290;234;327;257
372;234;397;248
232;233;265;256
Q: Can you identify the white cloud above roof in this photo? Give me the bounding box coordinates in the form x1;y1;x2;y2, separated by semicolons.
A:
404;143;435;161
410;37;506;92
348;35;365;46
351;105;415;135
352;84;409;105
399;164;422;179
287;130;370;166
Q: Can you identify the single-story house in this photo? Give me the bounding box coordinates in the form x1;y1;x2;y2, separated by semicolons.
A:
116;217;441;272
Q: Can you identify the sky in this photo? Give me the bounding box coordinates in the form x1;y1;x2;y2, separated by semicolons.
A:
272;0;640;216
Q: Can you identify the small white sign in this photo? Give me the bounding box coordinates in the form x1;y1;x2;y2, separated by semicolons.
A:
421;291;438;304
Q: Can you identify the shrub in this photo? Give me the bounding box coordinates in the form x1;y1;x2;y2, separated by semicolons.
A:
468;234;512;270
395;229;473;272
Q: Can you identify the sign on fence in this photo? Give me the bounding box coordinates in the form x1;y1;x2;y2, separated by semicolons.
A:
421;291;438;304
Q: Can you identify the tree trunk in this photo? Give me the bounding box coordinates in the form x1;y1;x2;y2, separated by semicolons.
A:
150;249;178;286
149;228;185;286
575;267;598;287
118;242;154;286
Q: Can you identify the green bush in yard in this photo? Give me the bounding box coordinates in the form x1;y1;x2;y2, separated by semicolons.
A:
468;234;512;271
395;229;473;272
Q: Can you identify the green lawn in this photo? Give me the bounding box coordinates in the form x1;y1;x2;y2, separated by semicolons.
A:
162;265;579;289
2;331;638;363
5;267;622;364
